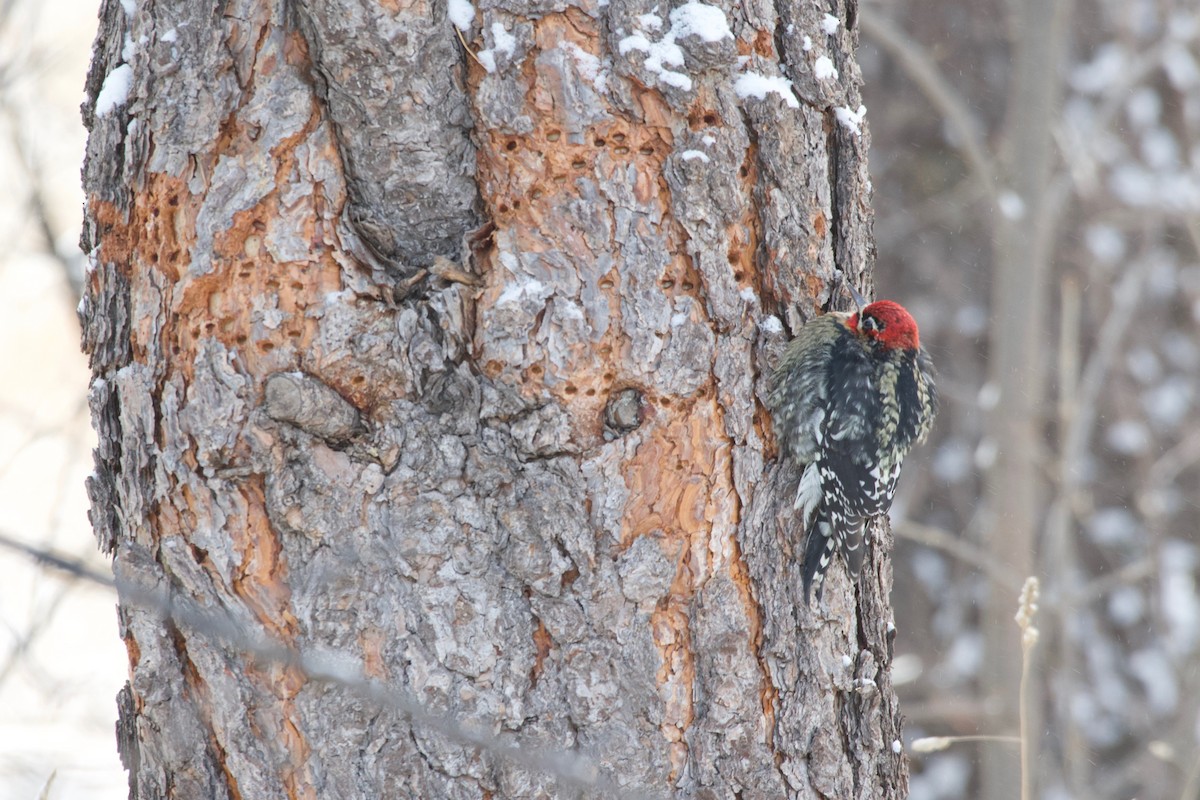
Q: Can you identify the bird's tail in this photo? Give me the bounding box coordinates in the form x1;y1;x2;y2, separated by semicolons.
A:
802;511;865;605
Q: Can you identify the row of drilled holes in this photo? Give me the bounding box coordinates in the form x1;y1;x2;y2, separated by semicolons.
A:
503;130;658;158
524;363;712;406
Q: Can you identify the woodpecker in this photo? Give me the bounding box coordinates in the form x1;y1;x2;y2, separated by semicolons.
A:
767;297;937;603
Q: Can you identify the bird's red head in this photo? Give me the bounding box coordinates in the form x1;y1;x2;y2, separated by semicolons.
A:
847;300;921;350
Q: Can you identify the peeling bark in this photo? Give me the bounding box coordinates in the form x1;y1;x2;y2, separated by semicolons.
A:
81;0;906;797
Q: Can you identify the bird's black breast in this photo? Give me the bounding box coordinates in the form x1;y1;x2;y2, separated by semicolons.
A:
893;349;927;449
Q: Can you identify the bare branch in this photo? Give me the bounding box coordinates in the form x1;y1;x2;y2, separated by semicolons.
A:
859;8;1000;203
0;530;666;800
894;520;1025;592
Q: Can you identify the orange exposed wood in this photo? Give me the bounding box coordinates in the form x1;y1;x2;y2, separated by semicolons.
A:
230;476;298;638
752;28;776;58
621;401;725;544
469;11;689;444
530;616;552;687
101;23;363;796
465;7;768;765
361;626;388;679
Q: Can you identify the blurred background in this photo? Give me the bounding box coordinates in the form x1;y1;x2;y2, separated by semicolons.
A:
0;0;128;799
864;0;1200;798
1;0;1197;798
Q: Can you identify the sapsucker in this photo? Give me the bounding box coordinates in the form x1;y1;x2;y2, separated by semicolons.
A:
767;299;937;603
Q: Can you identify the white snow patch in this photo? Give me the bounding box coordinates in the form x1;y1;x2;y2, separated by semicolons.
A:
119;0;136;17
560;42;607;93
802;34;813;51
701;134;716;145
670;0;734;42
681;149;710;163
821;14;840;34
448;0;475;32
834;104;867;135
161;28;178;43
476;23;517;73
618;32;673;62
490;22;516;56
735;72;799;108
657;69;693;90
813;55;838;80
122;33;138;62
759;315;783;334
95;63;134;117
619;33;690;90
739;287;756;302
892;740;903;754
637;13;663;30
619;2;732;92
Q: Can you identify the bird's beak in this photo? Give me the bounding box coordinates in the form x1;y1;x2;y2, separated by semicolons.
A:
845;281;868;313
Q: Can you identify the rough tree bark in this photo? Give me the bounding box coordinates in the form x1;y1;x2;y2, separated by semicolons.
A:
80;0;907;797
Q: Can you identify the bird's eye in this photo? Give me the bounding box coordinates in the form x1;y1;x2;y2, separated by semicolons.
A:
862;315;884;333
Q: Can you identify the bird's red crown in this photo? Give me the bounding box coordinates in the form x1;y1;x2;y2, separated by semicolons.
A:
847;300;921;351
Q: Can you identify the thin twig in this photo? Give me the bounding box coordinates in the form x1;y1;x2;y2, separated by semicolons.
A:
1060;557;1154;608
910;734;1022;753
452;23;486;68
0;529;665;800
1060;253;1152;488
1015;578;1040;800
894;520;1025;592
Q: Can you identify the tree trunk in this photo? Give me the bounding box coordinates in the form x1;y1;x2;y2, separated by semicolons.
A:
80;0;907;797
980;0;1072;796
